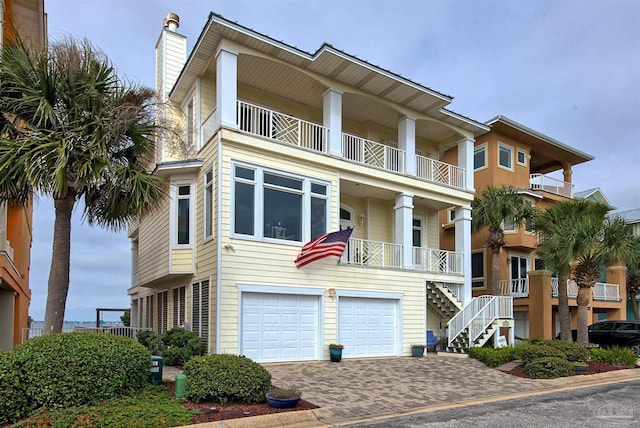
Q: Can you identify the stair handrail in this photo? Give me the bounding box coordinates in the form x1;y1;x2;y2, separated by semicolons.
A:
447;295;513;346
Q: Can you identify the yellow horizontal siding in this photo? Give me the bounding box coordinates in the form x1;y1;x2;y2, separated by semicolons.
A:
138;194;169;285
171;249;194;272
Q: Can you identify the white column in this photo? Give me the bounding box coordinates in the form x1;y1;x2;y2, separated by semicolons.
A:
216;47;238;129
454;206;472;305
457;138;475;191
398;116;416;176
323;89;342;157
394;193;414;270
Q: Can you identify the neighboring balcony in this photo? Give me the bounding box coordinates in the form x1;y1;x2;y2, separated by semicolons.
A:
530;173;574;198
339;238;463;275
231;101;467;190
592;282;621;302
499;278;529;298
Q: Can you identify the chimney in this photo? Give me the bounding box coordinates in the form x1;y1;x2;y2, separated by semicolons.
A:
156;12;186;104
155;13;187;162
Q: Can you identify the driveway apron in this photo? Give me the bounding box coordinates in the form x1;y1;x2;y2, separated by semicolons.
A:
265;356;548;424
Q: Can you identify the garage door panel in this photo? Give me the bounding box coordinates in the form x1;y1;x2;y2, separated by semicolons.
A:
242;293;319;363
339;297;398;358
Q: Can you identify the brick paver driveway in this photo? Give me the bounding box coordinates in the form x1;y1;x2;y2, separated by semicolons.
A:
265;355;551;424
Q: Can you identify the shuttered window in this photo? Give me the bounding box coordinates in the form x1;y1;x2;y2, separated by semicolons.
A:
157;291;168;334
145;295;154;330
191;280;210;350
172;286;186;328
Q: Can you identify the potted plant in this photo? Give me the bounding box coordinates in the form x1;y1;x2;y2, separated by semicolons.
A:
329;343;344;362
266;386;302;408
411;344;426;358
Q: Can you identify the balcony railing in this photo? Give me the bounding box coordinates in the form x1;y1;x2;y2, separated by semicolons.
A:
593;282;620;301
21;326;151;343
413;247;463;274
416;155;466;190
237;101;328;153
340;238;402;269
342;133;405;173
530;173;573;198
551;278;578;298
201;108;216;147
499;278;529;297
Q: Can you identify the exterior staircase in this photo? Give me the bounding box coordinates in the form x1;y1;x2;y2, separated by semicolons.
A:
445;295;513;353
427;283;513;354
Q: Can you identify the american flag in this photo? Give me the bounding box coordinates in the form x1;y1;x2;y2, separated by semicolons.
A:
295;228;353;269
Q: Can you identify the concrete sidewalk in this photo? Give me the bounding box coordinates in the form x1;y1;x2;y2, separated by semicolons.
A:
174;354;640;428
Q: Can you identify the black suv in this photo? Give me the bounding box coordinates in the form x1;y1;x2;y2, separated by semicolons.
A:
588;320;640;355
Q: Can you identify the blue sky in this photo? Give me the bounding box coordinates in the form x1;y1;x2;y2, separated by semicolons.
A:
30;0;639;321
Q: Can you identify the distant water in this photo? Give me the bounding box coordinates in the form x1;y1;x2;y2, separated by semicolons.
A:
30;320;124;330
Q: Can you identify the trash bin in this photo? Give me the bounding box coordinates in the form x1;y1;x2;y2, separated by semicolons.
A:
150;355;163;385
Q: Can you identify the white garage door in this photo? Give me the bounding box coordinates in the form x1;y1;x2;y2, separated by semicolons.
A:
338;297;398;358
241;293;319;363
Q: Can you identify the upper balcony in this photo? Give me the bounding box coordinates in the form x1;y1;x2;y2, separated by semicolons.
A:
500;277;620;302
530;173;573;199
205;101;468;191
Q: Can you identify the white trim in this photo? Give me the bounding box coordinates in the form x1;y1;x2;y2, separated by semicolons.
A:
473;143;488;171
516;148;528;167
335;289;403;300
215;134;223;354
237;284;325;296
169;180;196;249
203;167;213;240
497;141;514;171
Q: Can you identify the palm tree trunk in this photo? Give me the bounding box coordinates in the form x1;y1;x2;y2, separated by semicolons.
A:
558;273;572;341
576;287;590;343
43;194;75;334
631;293;639;320
491;247;501;295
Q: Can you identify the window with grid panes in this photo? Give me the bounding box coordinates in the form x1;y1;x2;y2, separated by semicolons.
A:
192;280;209;348
157;291;168;335
172;286;186;328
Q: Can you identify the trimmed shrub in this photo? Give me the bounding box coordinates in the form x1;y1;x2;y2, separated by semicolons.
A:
11;333;151;409
524;356;574;378
184;354;271;404
521;344;566;364
0;352;33;425
540;340;590;362
160;327;205;366
589;347;608;362
137;330;162;355
468;346;515;368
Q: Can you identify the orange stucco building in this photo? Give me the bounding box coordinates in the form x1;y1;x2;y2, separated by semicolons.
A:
0;0;46;351
441;116;627;341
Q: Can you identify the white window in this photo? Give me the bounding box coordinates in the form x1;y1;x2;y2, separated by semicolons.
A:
474;145;487;170
504;216;516;232
412;218;422;247
447;208;456;223
232;163;329;242
498;143;513;170
172;286;186;328
517;149;527;166
204;169;213;239
171;181;195;248
471;250;485;289
192;280;210;348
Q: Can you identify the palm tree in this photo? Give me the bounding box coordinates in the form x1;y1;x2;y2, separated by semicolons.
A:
0;37;165;333
625;237;640;320
534;200;603;341
573;215;635;343
472;186;534;295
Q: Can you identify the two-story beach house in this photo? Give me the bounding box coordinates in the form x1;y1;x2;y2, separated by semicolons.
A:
129;12;514;362
441;116;627;342
0;0;46;351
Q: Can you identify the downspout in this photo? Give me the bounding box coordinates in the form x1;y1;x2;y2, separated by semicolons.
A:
215;131;222;354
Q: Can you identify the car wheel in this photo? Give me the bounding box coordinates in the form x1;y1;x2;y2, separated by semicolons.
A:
631;342;640;356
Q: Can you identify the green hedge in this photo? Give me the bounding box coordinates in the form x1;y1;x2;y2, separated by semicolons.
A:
538;340;590;362
183;354;271;404
521;344;566;364
0;352;32;425
467;346;515;368
590;346;637;368
137;327;205;366
524;356;574;378
10;333;151;410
